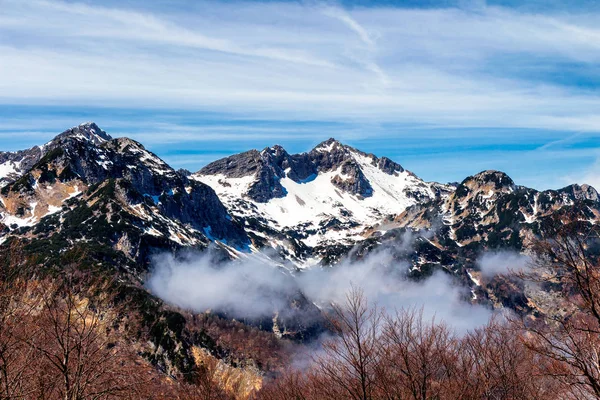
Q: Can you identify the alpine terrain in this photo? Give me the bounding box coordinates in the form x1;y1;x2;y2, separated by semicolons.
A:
1;123;599;398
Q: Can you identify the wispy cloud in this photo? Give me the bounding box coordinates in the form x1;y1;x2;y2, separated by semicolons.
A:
323;6;376;47
2;0;600;131
477;251;531;279
322;6;390;87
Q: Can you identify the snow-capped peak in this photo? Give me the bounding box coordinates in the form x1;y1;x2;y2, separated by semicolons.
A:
193;141;452;258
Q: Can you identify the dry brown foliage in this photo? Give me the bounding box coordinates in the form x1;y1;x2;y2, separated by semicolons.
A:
257;288;571;400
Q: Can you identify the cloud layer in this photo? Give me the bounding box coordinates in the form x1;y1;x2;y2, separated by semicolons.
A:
147;246;493;333
477;250;531;279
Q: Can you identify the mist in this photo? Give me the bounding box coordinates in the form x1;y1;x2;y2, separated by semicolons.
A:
147;242;494;333
296;249;492;333
477;250;531;279
147;251;297;319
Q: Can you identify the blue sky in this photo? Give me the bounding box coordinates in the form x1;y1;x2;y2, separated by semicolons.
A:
1;0;599;190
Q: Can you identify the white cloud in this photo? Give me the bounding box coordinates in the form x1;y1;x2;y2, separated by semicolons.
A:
147;251;298;319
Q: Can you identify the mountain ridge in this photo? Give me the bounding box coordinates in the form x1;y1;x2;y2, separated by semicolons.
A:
2;123;598;272
194;135;456;265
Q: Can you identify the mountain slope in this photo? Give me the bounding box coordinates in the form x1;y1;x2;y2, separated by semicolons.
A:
395;170;600;249
366;169;600;306
3;123;600;303
193;143;600;310
4;123;598;278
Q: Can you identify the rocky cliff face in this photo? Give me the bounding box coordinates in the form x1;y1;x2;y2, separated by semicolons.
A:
394;170;600;250
368;169;600;309
0;123;112;186
198;138;445;202
0;146;46;188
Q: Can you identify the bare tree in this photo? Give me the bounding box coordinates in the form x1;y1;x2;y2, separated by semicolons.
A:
450;318;565;400
180;355;234;400
312;286;382;400
17;279;149;400
257;369;315;400
0;241;40;399
0;280;39;400
376;308;455;400
522;217;600;398
254;289;574;400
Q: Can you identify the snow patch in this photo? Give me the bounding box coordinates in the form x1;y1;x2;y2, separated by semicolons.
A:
467;270;481;286
2;201;39;228
46;205;62;216
0;160;20;180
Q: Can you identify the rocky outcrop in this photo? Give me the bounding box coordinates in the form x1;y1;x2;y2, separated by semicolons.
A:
0;123;113;186
395;169;600;251
558;183;600;203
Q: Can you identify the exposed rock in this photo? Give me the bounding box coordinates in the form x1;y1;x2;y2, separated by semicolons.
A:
3;124;600;328
558;183;600;203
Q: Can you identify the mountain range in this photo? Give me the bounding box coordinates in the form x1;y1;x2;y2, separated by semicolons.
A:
2;122;599;309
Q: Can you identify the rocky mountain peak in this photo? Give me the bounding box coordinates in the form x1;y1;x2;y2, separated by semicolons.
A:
55;122;112;146
312;138;345;153
261;144;287;156
198;150;263;183
458;170;516;194
260;145;290;167
1;123;249;259
196;138;449;210
0;123;112;188
308;139;356;171
558;183;600;203
376;156;404;175
309;139;404;175
443;170;518;234
109;137;148;154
